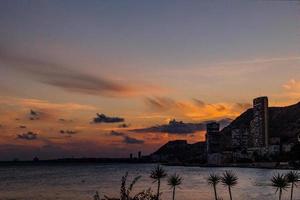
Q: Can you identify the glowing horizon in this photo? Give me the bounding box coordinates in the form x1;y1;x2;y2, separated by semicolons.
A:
0;0;299;160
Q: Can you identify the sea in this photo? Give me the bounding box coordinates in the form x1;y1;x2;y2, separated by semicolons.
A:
0;163;299;200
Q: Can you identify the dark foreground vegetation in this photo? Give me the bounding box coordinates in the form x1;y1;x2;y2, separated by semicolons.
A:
93;166;299;200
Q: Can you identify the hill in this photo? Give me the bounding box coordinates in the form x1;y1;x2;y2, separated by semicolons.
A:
220;102;300;150
152;101;300;162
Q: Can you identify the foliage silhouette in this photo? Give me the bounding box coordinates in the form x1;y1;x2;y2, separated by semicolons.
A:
221;171;238;200
103;172;156;200
271;173;290;200
207;173;221;200
167;174;183;200
150;165;167;200
285;171;299;200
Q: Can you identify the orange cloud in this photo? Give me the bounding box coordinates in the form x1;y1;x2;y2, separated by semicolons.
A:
144;97;251;121
0;96;96;111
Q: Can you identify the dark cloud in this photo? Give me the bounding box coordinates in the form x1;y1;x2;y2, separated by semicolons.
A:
110;131;125;136
58;118;73;123
132;119;205;134
17;132;38;140
30;109;38;116
132;118;232;134
123;136;144;144
192;98;206;107
109;131;144;144
29;109;40;120
60;130;77;135
93;113;124;123
0;48;134;97
118;123;130;128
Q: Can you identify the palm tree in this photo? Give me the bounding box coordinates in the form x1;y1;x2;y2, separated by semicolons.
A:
167;174;183;200
271;173;290;200
207;173;221;200
150;165;167;200
285;171;299;200
221;171;238;200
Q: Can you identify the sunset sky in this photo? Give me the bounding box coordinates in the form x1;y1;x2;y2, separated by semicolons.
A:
0;0;299;160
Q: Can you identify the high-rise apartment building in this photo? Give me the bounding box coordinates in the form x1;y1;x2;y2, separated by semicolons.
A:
250;96;269;148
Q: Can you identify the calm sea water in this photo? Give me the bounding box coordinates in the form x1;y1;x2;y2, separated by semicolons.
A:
0;163;299;200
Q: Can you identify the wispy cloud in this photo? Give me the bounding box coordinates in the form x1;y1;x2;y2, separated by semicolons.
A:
276;79;300;104
122;136;144;144
0;97;96;111
109;130;144;144
214;56;300;66
0;48;165;97
144;96;251;121
169;55;300;79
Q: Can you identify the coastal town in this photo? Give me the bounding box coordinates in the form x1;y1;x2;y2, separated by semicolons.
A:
150;97;300;168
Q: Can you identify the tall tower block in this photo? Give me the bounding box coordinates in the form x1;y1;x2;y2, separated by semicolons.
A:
251;96;269;147
206;122;220;154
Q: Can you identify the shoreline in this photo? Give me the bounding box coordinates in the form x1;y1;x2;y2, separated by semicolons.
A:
0;160;298;170
162;162;299;170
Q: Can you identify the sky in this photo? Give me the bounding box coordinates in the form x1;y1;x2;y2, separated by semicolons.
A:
0;0;299;160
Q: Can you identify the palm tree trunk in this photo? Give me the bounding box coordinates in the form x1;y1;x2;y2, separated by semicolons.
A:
279;189;282;200
228;186;232;200
213;185;218;200
157;179;160;200
290;183;294;200
172;187;176;200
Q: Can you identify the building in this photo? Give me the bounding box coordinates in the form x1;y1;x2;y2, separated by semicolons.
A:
231;128;249;150
250;96;269;148
206;122;221;154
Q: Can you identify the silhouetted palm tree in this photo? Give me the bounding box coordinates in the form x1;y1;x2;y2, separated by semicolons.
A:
150;165;167;200
167;173;183;200
271;173;290;200
221;171;238;200
207;173;221;200
285;171;299;200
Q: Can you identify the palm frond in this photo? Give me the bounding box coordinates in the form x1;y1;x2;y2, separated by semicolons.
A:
271;173;290;193
221;171;238;187
167;173;183;188
207;173;221;186
150;165;167;181
285;171;299;186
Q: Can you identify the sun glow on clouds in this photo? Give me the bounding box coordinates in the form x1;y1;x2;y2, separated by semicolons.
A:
144;97;251;121
0;78;299;159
